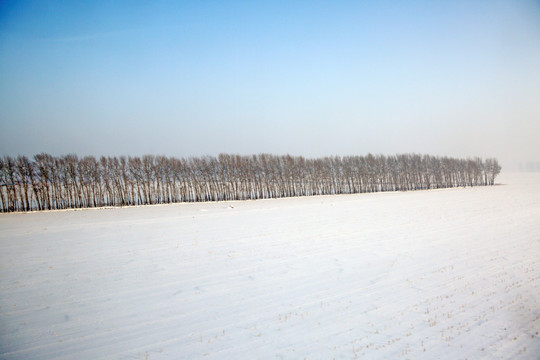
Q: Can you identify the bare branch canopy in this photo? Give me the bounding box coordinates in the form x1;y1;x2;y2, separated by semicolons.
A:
0;153;501;212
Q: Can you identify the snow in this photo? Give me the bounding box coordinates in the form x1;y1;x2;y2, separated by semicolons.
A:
1;172;539;359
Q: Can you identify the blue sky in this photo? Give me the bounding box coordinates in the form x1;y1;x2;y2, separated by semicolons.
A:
1;1;539;168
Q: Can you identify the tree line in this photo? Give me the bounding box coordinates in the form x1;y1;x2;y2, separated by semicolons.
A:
0;153;501;212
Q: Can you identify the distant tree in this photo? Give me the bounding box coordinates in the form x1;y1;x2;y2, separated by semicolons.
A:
2;157;19;211
485;158;501;185
0;158;8;212
0;153;502;212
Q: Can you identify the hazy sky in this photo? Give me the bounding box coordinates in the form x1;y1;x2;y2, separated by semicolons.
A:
1;1;539;169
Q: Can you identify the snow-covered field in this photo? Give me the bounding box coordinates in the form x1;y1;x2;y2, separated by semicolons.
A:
1;173;539;359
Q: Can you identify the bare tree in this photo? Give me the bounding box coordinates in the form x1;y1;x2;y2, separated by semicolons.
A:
0;153;502;212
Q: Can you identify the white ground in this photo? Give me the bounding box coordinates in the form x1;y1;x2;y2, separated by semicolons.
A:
1;173;539;359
